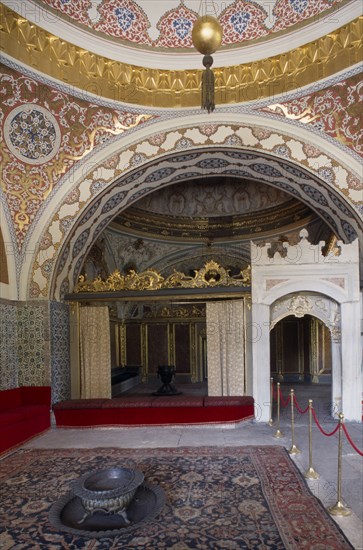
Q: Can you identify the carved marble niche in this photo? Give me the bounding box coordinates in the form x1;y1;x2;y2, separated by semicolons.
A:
270;292;340;385
270;293;341;342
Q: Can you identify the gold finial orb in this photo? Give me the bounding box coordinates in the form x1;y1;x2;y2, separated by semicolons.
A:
192;15;223;56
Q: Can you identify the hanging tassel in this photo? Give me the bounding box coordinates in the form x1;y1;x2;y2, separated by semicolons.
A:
201;55;215;113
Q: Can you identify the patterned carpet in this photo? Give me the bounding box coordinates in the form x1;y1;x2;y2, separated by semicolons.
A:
0;446;353;549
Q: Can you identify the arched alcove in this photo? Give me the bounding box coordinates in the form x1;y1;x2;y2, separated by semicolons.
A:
251;231;360;421
270;314;332;382
27;144;360;301
20;114;362;301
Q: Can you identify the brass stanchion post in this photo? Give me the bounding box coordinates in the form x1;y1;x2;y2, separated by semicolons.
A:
269;377;273;426
289;389;300;454
274;382;283;438
305;399;319;479
328;413;351;516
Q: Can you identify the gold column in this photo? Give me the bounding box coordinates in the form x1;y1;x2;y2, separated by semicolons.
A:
190;323;197;383
319;322;326;376
298;321;304;381
288;389;301;455
114;324;120;366
141;323;148;382
305;400;319;479
120;322;127;366
269;377;274;426
328;414;351;516
276;324;284;382
199;327;207;382
274;382;284;438
168;323;175;366
69;302;80;399
310;318;319;383
243;297;247;395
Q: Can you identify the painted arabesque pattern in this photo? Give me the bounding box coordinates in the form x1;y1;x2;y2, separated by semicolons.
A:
0;64;154;247
37;0;346;49
260;73;363;157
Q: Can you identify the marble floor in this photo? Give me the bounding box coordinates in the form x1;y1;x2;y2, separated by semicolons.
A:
12;382;363;548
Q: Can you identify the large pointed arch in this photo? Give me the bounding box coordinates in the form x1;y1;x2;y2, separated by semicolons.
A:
22;115;362;300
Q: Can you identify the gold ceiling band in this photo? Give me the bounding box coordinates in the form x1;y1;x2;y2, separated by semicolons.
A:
0;5;361;108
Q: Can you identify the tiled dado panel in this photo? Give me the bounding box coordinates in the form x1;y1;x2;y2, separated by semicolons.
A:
50;301;71;403
0;300;18;389
0;299;71;402
17;302;50;387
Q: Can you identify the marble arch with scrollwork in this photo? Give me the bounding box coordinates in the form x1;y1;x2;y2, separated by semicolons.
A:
22;116;362;302
270;292;340;341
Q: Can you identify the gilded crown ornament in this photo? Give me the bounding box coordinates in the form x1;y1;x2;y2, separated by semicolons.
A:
74;261;251;293
192;15;223;113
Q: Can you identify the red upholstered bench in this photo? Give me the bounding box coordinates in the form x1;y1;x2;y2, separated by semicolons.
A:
103;397;155;407
53;399;110;427
0;386;51;454
203;396;254;422
53;395;254;426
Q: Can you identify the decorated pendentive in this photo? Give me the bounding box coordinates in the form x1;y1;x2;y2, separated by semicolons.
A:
4;104;61;165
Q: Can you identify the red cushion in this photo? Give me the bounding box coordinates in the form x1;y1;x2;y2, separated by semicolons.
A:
203;396;254;407
53;399;108;410
18;405;50;419
152;396;204;407
0;410;25;427
102;397;154;408
20;386;51;406
0;388;22;409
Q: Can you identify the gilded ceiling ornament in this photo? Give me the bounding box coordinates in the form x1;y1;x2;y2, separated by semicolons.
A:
74;260;251;293
75;269;165;292
192;15;223;112
164;260;251;288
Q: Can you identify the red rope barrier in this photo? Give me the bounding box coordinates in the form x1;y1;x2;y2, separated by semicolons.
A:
293;394;309;414
312;408;340;437
278;387;290;408
342;424;363;456
271;384;362;456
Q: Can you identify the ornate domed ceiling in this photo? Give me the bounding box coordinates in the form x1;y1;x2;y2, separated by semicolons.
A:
87;176;331;281
112;177;318;241
31;0;348;49
3;0;359;69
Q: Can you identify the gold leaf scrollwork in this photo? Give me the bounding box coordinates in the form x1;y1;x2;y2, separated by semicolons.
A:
74;261;251;293
75;269;165;292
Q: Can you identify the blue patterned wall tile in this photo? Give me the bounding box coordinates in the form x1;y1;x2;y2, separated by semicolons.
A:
0;300;18;389
50;301;71;403
17;302;49;387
